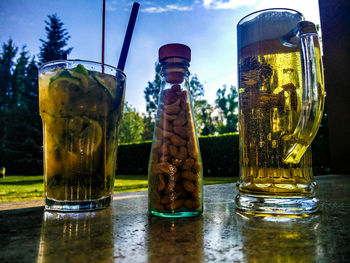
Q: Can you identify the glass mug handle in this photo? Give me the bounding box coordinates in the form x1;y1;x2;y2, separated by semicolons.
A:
281;21;325;164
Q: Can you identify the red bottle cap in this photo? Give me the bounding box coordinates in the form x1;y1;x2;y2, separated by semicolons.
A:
159;43;191;62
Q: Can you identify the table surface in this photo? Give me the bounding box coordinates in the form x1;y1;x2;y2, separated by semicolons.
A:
0;174;350;263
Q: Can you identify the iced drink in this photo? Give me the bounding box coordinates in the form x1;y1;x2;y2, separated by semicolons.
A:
39;60;125;211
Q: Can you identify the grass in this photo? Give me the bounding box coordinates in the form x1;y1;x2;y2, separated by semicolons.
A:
0;175;236;203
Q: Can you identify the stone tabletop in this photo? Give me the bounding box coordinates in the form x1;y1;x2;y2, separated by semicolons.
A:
1;174;350;262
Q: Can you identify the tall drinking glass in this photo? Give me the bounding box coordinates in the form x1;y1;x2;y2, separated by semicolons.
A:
235;9;325;215
39;60;125;211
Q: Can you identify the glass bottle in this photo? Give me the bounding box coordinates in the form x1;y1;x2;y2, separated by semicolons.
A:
148;43;203;218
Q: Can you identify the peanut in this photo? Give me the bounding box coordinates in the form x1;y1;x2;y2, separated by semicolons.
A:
155;127;173;140
166;199;184;211
164;99;181;114
153;139;162;150
192;161;201;173
171;134;186;146
162;112;177;121
174;113;186;126
164;180;176;195
176;146;188;160
161;195;171;204
160;155;170;162
187;139;196;158
182;158;194;170
157;174;165;191
157;117;173;132
172;158;183;167
183;179;195;192
184;198;200;210
161;141;170;156
175;184;187;198
182;170;198;181
153;162;177;175
162;89;178;105
155;203;165;212
169;144;178;158
173;126;189;139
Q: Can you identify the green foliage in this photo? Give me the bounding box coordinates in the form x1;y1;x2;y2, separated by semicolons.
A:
39;14;73;64
215;85;239;133
189;75;205;100
0;40;42;175
193;99;216;136
144;62;162;117
1;14;72;175
199;133;239;176
142;114;155;141
117;141;152;175
119;102;145;143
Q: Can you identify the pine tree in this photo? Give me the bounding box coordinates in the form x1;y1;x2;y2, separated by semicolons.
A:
0;39;18;112
39;14;73;64
0;40;42;174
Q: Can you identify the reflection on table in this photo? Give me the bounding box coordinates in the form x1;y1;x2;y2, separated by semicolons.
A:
37;208;114;263
236;211;321;263
146;216;204;262
0;175;349;263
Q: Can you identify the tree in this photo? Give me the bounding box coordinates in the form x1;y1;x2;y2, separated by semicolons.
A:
142;114;155;141
0;40;42;174
215;85;239;134
118;102;145;143
39;14;73;64
0;39;18;111
193;99;216;136
144;62;162;118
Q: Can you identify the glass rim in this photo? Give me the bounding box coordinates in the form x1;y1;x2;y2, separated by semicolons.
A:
237;8;304;27
39;59;126;77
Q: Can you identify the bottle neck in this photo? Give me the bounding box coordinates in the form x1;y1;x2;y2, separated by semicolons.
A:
160;57;190;84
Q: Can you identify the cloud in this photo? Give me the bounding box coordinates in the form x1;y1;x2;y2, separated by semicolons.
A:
142;4;193;13
203;0;257;10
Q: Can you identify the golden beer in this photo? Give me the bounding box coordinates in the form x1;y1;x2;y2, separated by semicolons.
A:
236;9;325;214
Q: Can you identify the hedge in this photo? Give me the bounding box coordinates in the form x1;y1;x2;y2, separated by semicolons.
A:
116;132;331;177
116;133;239;177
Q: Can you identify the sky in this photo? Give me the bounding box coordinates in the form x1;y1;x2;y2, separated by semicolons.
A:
0;0;321;113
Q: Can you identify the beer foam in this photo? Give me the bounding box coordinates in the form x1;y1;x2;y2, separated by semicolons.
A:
238;10;303;48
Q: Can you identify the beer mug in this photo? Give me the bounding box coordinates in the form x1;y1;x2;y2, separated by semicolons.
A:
235;9;325;215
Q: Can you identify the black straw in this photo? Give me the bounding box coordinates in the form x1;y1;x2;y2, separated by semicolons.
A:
118;2;140;71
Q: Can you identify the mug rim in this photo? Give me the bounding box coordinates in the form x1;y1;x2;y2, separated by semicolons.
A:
39;59;126;78
237;8;304;27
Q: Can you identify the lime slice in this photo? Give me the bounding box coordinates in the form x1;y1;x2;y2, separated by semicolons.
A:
68;117;103;154
82;119;103;150
94;75;107;89
71;71;89;89
72;64;89;77
93;75;115;99
49;71;80;90
72;64;90;89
